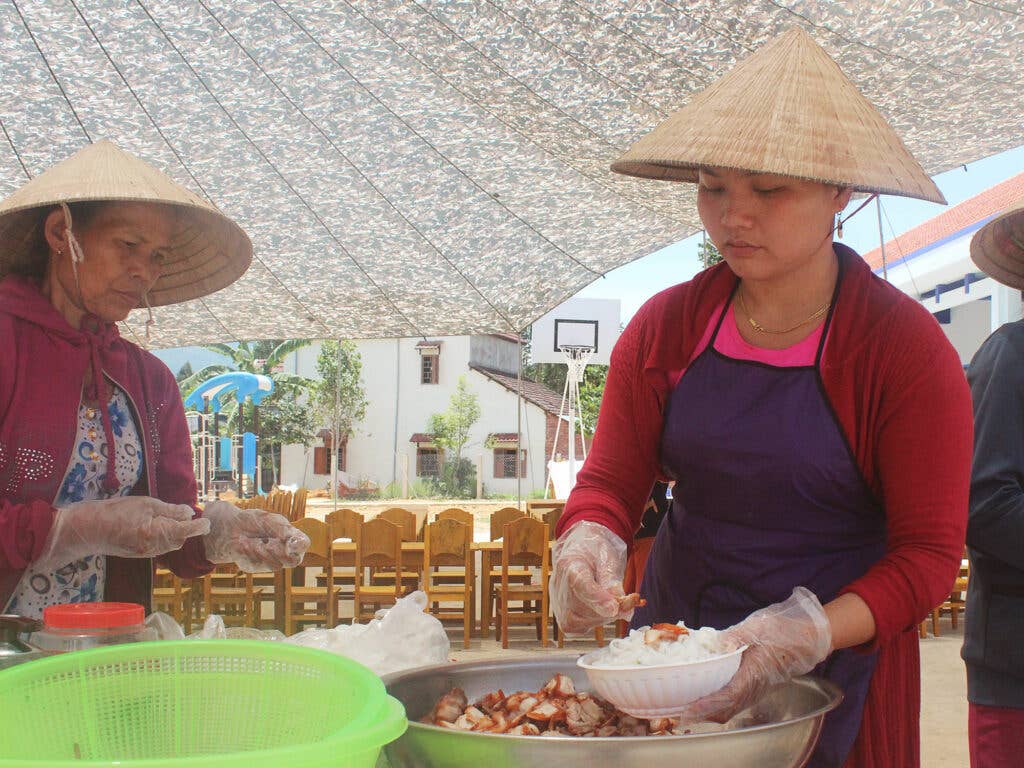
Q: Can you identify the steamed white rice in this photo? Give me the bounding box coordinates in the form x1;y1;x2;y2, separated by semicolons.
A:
587;623;727;667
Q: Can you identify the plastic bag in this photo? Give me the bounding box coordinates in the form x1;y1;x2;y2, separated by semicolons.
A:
145;611;186;641
186;614;286;641
285;591;450;675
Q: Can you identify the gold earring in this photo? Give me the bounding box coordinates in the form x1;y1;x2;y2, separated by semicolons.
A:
836;214;844;239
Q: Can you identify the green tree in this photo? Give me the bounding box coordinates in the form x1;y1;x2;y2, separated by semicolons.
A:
175;361;193;382
180;339;316;484
577;365;608;436
427;376;481;497
699;237;723;268
311;339;368;449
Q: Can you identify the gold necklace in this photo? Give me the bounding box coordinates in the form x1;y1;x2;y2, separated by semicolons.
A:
737;289;831;335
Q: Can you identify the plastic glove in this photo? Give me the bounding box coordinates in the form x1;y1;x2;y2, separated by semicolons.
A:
550;520;632;634
37;497;210;567
676;586;832;724
202;500;310;573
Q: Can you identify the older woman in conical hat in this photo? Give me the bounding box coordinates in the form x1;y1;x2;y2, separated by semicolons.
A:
0;140;308;619
962;199;1024;767
551;28;971;767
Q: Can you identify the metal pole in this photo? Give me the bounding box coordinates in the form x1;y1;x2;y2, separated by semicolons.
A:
876;197;888;281
332;339;341;513
516;337;523;508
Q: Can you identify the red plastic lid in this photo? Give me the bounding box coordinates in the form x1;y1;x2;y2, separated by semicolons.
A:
42;602;144;629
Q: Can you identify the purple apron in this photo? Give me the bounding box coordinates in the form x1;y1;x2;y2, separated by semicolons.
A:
633;295;885;768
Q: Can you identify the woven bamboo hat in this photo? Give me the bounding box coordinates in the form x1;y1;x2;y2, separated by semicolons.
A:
970;198;1024;289
612;27;945;204
0;139;252;306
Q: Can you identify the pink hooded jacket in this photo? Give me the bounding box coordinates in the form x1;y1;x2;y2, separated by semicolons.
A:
0;275;212;610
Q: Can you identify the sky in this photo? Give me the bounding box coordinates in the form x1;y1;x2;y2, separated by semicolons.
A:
576;144;1024;321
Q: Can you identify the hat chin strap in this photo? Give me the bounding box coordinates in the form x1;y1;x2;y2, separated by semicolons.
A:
142;291;155;341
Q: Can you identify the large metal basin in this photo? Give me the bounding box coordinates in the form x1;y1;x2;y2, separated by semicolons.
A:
382;653;842;768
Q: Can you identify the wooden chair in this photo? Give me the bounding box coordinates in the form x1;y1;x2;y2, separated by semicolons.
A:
539;507;563;540
353;518;406;622
282;517;339;634
494;517;550;648
201;568;262;628
152;568;193;633
422;518;474;649
436;508;473;527
489;507;526;540
322;508;364;621
371;507;421;591
289;487;309;521
379;507;419;541
482;507;530;635
921;556;970;638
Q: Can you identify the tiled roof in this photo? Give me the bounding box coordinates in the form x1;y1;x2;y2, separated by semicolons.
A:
487;432;521;442
470;365;563;415
409;433;435;443
863;172;1024;270
488;332;526;344
415;340;442;348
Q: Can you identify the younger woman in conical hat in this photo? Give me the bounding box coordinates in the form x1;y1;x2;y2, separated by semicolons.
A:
551;28;970;768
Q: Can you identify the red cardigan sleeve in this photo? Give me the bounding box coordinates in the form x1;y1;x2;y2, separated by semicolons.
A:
0;498;55;571
839;300;972;645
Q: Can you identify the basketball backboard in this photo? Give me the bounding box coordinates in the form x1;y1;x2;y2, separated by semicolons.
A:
530;297;621;365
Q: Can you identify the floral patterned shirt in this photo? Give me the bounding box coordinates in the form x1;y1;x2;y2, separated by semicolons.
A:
5;385;144;618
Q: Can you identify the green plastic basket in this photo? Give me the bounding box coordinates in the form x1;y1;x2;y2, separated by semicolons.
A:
0;640;406;768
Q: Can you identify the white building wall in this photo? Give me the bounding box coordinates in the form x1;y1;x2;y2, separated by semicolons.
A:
877;229;1012;367
937;299;993;366
278;336;549;497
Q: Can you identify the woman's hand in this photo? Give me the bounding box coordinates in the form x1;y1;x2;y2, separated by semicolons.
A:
677;586;832;724
550;521;634;634
202;501;310;572
38;497;211;566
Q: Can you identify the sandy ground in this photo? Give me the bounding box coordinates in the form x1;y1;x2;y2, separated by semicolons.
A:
307;500;970;765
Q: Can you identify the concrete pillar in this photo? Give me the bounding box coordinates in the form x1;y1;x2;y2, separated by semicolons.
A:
990;284;1023;333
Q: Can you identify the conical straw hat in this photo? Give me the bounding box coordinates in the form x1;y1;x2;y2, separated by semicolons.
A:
0;139;252;306
971;198;1024;289
612;27;945;204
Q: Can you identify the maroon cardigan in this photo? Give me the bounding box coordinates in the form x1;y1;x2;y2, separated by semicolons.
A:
0;276;212;610
559;246;972;767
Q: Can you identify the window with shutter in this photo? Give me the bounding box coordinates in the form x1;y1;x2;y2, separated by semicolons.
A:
313;446;328;475
493;448;526;478
416;446;442;477
421;354;439;384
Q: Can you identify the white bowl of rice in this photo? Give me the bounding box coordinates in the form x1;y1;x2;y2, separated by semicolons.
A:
577;623;746;718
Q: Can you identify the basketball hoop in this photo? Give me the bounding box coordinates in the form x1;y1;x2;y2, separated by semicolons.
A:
560;345;594;382
530;298;621;498
544;344;596;497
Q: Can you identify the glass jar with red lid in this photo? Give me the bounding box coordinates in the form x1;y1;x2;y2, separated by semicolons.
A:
23;602;157;654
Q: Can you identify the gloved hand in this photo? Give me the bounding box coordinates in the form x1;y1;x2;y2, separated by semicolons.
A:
550;520;633;634
202;500;310;573
37;497;211;567
677;586;832;724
